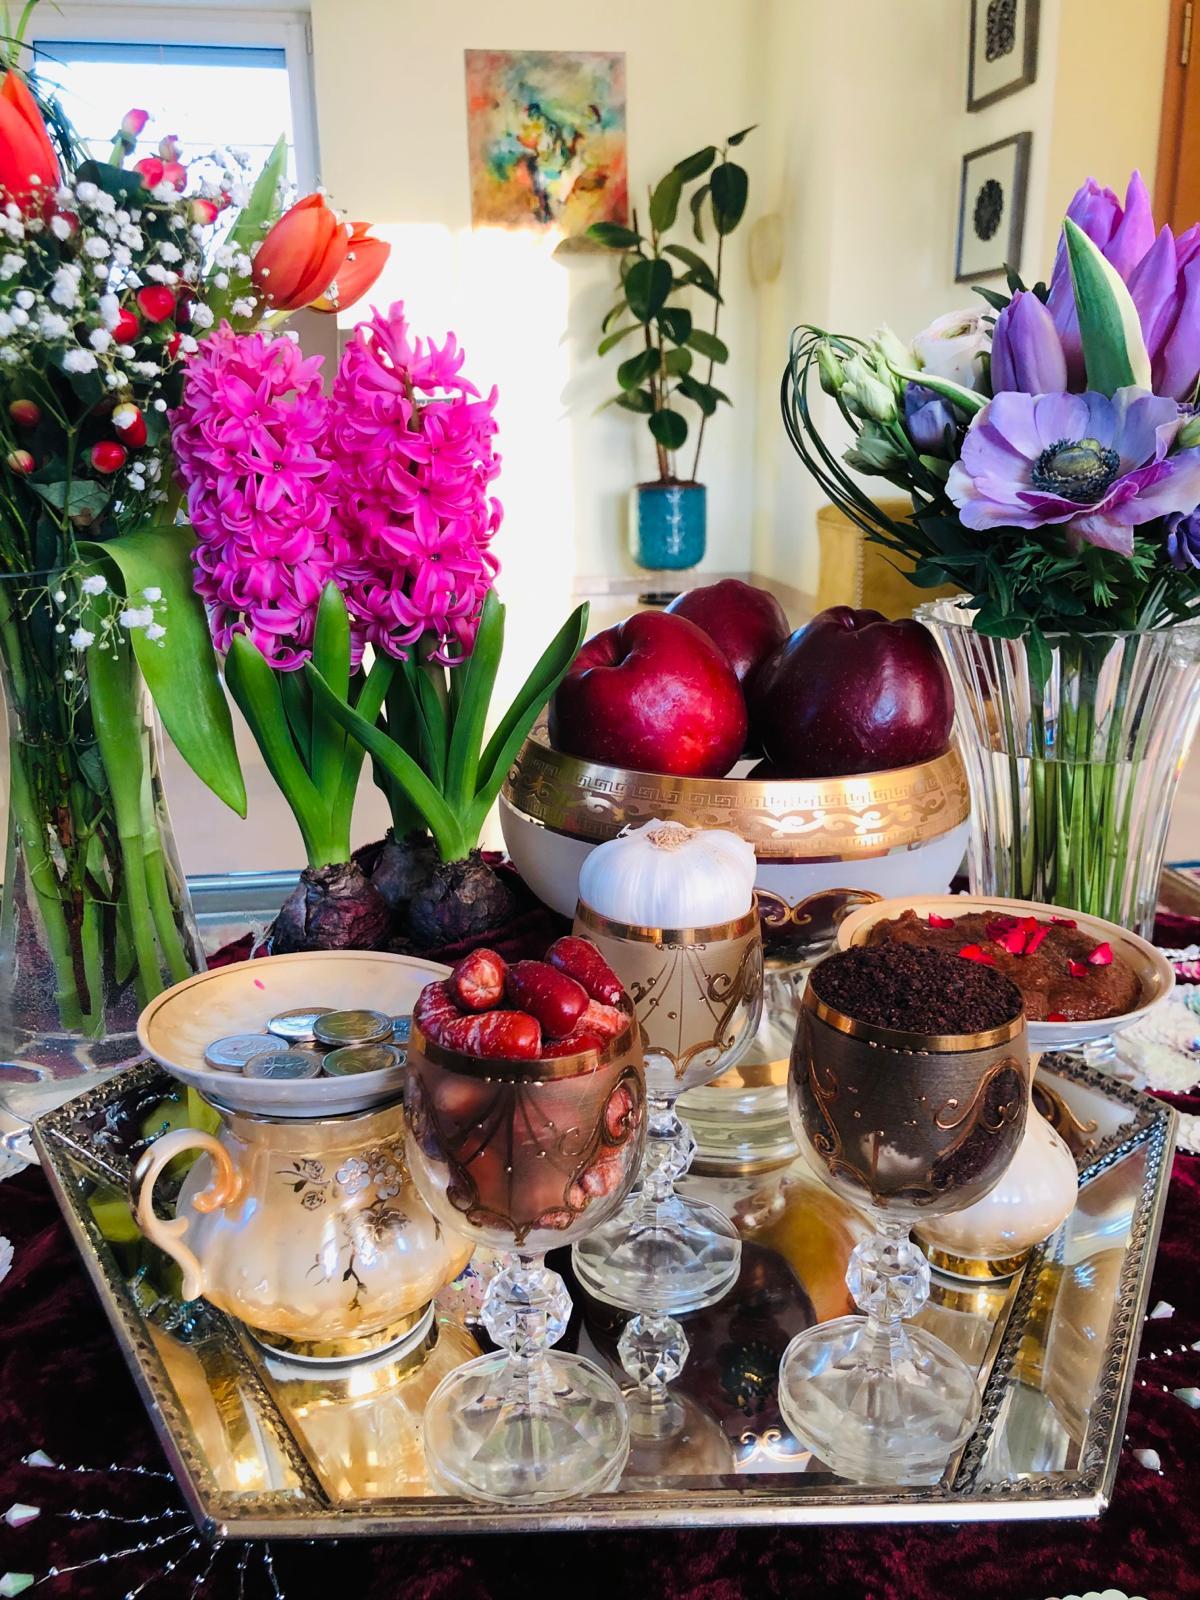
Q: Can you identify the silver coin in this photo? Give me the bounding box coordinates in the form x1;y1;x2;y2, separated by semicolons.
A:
322;1043;405;1077
243;1049;323;1081
391;1016;412;1044
312;1008;393;1047
267;1006;337;1044
205;1033;277;1072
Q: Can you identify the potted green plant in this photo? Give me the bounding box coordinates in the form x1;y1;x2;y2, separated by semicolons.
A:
589;128;754;573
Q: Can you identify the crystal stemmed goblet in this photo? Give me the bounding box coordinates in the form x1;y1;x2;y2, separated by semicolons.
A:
777;977;1029;1485
404;1005;646;1505
570;901;763;1328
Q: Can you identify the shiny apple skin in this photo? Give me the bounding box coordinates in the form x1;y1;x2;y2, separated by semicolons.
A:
749;606;954;779
549;610;748;778
665;579;790;685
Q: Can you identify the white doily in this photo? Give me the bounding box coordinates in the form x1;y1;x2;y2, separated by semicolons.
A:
0;1235;12;1287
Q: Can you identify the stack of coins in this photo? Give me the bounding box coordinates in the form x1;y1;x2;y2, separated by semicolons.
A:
203;1005;411;1080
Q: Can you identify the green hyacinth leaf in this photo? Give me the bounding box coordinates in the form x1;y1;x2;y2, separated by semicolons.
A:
1064;218;1152;395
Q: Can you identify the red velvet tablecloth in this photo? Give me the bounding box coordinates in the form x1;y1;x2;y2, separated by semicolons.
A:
1;911;1198;1598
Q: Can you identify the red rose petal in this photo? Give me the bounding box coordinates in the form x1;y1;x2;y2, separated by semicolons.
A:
1068;960;1089;979
1024;924;1051;955
1051;916;1077;927
1088;942;1114;967
959;944;997;966
1046;1012;1068;1022
993;926;1029;956
985;915;1019;938
927;912;955;928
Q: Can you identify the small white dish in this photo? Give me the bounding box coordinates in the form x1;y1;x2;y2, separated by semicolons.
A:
836;893;1174;1052
138;950;449;1118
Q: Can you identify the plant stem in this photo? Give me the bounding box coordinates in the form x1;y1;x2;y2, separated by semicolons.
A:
689;218;725;483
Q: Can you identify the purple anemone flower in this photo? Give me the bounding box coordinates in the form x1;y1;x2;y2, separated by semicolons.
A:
1166;509;1200;569
946;387;1200;555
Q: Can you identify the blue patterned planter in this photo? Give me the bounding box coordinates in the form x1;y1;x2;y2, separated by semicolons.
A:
630;482;706;571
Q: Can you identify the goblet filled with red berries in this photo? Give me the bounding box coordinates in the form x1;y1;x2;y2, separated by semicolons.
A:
405;936;645;1505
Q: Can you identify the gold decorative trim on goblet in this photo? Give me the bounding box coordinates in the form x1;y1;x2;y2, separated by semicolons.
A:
503;720;970;860
806;987;1028;1055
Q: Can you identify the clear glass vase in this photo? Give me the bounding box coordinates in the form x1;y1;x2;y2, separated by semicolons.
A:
918;599;1200;936
0;571;202;1094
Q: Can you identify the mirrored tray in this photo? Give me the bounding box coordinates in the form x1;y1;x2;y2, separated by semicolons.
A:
33;1055;1175;1536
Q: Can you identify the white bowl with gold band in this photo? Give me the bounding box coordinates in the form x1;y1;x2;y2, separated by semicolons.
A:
501;721;971;951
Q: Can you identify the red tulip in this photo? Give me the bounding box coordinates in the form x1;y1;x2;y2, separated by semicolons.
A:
136;285;175;324
112;307;140;344
157;133;181;161
134;156;164;189
8;398;39;428
90;441;126;474
0;71;60;210
6;448;33;474
310;220;389;313
120;108;149;140
251;193;350;312
112;402;147;447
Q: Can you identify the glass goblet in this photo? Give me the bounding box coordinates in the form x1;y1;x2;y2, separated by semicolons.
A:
570;901;763;1316
404;1007;645;1505
777;978;1029;1485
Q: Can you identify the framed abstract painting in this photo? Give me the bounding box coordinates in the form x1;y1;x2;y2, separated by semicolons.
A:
967;0;1040;111
464;48;628;234
955;131;1032;282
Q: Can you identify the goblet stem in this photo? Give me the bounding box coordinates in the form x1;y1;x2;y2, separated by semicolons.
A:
846;1213;932;1377
618;1309;689;1441
481;1250;571;1397
633;1092;695;1220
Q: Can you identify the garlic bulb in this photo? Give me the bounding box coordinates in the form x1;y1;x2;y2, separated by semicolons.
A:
578;820;757;927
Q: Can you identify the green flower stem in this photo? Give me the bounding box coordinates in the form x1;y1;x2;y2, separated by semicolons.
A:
139;741;192;985
6;738;84;1029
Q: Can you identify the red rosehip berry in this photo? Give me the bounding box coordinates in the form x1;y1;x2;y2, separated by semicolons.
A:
112;308;140;345
112;402;147;448
6;448;34;474
90;441;127;474
136;285;176;324
134;156;165;189
7;398;40;428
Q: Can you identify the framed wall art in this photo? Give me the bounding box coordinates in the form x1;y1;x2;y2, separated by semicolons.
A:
967;0;1040;111
955;131;1032;282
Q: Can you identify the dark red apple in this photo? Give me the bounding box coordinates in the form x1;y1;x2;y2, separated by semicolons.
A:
665;579;790;685
549;610;747;777
749;607;953;778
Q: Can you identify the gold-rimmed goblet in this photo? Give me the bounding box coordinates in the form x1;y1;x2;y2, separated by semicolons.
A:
570;901;763;1316
404;1005;645;1505
777;968;1029;1484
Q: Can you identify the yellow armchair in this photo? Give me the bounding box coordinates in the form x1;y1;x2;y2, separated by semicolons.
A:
816;500;958;619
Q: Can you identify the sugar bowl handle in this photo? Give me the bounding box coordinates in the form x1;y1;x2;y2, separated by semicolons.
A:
130;1131;241;1303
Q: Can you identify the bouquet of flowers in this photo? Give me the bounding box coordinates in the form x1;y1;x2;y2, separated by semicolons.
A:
0;50;387;1068
170;300;586;953
782;172;1200;932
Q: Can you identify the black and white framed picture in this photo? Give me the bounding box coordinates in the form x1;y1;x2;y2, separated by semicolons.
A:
967;0;1040;111
955;132;1032;283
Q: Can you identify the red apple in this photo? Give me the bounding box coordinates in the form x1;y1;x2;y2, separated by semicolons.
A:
749;607;953;778
549;610;747;777
665;579;789;686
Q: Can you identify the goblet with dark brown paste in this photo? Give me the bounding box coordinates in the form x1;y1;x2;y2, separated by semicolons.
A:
778;942;1029;1486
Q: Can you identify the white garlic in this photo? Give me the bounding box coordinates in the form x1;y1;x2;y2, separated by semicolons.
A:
578;819;756;927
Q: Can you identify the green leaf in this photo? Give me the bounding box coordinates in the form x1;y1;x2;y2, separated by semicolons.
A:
710;161;748;235
598;324;640;356
972;285;1011;313
32;478;110;519
334;652;395;844
226;635;330;858
618;347;659;389
885;363;987;415
206;133;286;325
601;301;629;334
445;589;503;812
81;526;246;816
674;147;716;181
1063;218;1153;395
650;168;684;233
676;372;721;415
305;663;468;861
687;328;729;363
727;125;757;146
663;243;717;295
658;307;693;345
664;347;692;376
690;183;709;242
310;583;351;799
624;257;673;321
649;408;688;450
615;390;655;414
404;656;449;789
473;604;590;821
587;221;641;248
1024;627;1053;695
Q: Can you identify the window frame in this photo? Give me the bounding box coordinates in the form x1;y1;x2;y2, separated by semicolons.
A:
21;3;319;190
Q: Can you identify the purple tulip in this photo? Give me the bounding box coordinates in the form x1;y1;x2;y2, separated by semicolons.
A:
1046;171;1200;401
1165;508;1200;568
990;292;1068;394
946;387;1200;557
902;383;956;456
